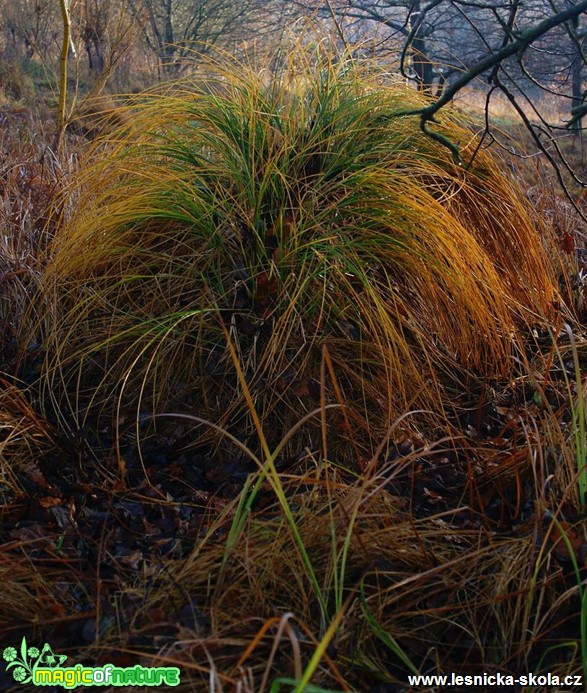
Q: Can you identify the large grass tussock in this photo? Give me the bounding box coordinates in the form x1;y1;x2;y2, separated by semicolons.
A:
40;49;561;453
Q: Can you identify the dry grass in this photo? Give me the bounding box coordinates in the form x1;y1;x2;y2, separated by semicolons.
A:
0;43;586;693
36;46;564;463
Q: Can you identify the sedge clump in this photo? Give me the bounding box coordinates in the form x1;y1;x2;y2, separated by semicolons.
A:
39;47;562;458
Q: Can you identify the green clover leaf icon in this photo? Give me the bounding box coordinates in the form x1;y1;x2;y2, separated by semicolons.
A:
38;644;67;668
2;647;17;663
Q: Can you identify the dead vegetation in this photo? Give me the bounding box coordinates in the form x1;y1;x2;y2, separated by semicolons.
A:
1;47;586;692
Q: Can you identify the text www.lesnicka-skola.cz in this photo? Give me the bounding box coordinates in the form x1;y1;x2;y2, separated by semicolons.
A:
407;672;582;687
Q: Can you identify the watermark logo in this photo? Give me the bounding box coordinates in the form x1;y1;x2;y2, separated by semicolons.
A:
3;637;180;688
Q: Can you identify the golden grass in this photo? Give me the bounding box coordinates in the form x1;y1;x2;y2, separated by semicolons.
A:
0;380;54;495
1;43;585;692
36;46;564;460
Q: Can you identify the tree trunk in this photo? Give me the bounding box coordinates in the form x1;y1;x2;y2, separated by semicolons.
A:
409;0;434;92
54;0;72;153
161;0;176;73
570;14;584;134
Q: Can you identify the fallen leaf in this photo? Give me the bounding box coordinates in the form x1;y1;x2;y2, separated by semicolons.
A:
546;520;585;562
39;496;63;509
560;231;575;254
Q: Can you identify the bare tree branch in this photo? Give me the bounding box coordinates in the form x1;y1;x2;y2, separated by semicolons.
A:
393;0;587;158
